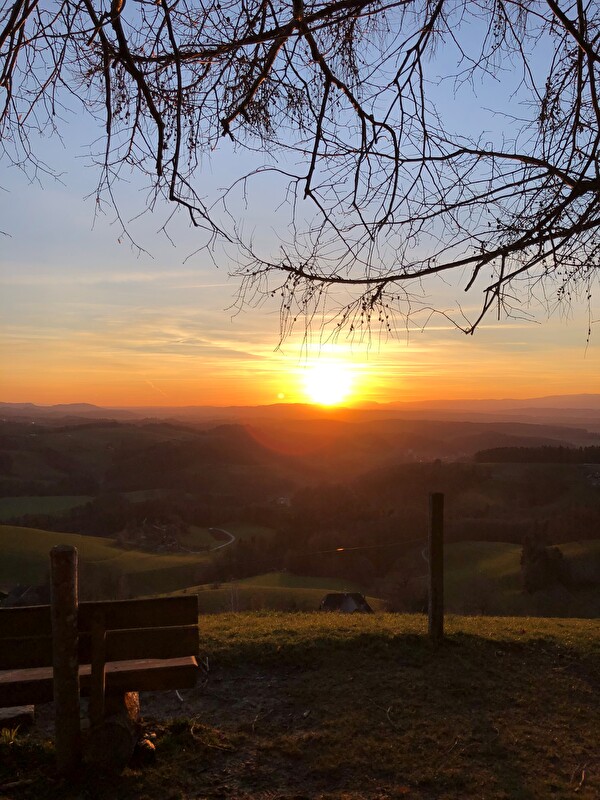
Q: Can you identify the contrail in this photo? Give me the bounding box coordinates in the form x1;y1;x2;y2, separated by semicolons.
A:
144;379;168;398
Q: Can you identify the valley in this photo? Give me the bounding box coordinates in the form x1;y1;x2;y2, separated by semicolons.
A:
1;399;599;617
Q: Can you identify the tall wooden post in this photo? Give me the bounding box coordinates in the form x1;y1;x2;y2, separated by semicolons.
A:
50;545;81;775
428;492;444;643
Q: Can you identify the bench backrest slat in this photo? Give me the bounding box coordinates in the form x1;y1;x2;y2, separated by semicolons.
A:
77;596;199;630
104;623;199;662
0;595;199;670
0;605;51;638
0;635;53;670
0;623;199;670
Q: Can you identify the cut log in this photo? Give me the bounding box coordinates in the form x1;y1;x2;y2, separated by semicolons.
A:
84;692;141;774
104;690;140;722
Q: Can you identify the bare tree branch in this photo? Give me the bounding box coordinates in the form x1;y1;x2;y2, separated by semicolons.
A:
1;0;598;337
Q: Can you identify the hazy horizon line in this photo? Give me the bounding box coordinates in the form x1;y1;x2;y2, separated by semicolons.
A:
2;392;600;411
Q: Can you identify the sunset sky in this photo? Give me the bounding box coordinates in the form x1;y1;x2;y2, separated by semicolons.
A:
1;44;599;409
2;173;597;408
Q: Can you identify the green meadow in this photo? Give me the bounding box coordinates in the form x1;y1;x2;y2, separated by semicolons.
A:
0;524;209;596
0;495;92;521
172;571;376;613
239;572;364;590
220;522;276;541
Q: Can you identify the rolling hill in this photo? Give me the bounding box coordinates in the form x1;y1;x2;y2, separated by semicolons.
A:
0;524;211;597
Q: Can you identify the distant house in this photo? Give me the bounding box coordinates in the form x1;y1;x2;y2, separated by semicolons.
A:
319;592;373;613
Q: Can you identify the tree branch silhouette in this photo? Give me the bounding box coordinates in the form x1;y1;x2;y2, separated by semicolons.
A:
1;0;598;336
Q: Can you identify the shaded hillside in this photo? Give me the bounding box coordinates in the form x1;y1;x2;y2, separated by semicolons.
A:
475;445;600;463
240;416;599;477
281;460;600;585
0;420;301;502
2;414;599;499
0;420;199;495
103;424;301;494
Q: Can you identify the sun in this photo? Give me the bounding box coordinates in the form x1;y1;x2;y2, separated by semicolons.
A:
302;362;354;406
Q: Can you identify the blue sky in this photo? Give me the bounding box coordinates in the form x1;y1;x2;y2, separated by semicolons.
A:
1;13;598;407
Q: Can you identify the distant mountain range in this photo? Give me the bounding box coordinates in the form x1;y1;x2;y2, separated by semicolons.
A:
0;402;137;420
1;394;600;430
384;393;600;411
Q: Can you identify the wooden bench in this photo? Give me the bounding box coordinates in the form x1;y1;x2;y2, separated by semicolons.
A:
0;595;199;722
0;545;200;773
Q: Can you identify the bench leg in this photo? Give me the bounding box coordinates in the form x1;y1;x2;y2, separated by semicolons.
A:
89;611;106;727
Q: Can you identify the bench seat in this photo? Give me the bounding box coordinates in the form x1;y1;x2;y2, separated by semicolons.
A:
0;656;199;707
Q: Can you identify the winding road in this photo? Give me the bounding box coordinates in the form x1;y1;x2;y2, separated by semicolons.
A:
208;528;236;551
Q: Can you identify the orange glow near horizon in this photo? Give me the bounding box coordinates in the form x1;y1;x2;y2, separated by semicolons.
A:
2;318;598;407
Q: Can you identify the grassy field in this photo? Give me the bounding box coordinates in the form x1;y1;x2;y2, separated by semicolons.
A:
172;571;375;614
0;496;91;521
0;525;209;596
442;539;600;617
177;526;219;551
178;584;385;614
2;612;598;799
178;524;276;552
220;523;276;541
561;539;600;559
122;489;164;502
239;572;364;591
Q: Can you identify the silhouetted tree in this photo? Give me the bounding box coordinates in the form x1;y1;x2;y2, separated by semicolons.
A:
521;533;570;593
1;1;598;333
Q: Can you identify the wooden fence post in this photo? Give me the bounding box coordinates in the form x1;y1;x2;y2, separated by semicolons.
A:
50;545;81;775
428;493;444;643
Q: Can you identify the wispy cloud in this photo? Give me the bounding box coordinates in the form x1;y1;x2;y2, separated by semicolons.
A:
0;268;231;287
